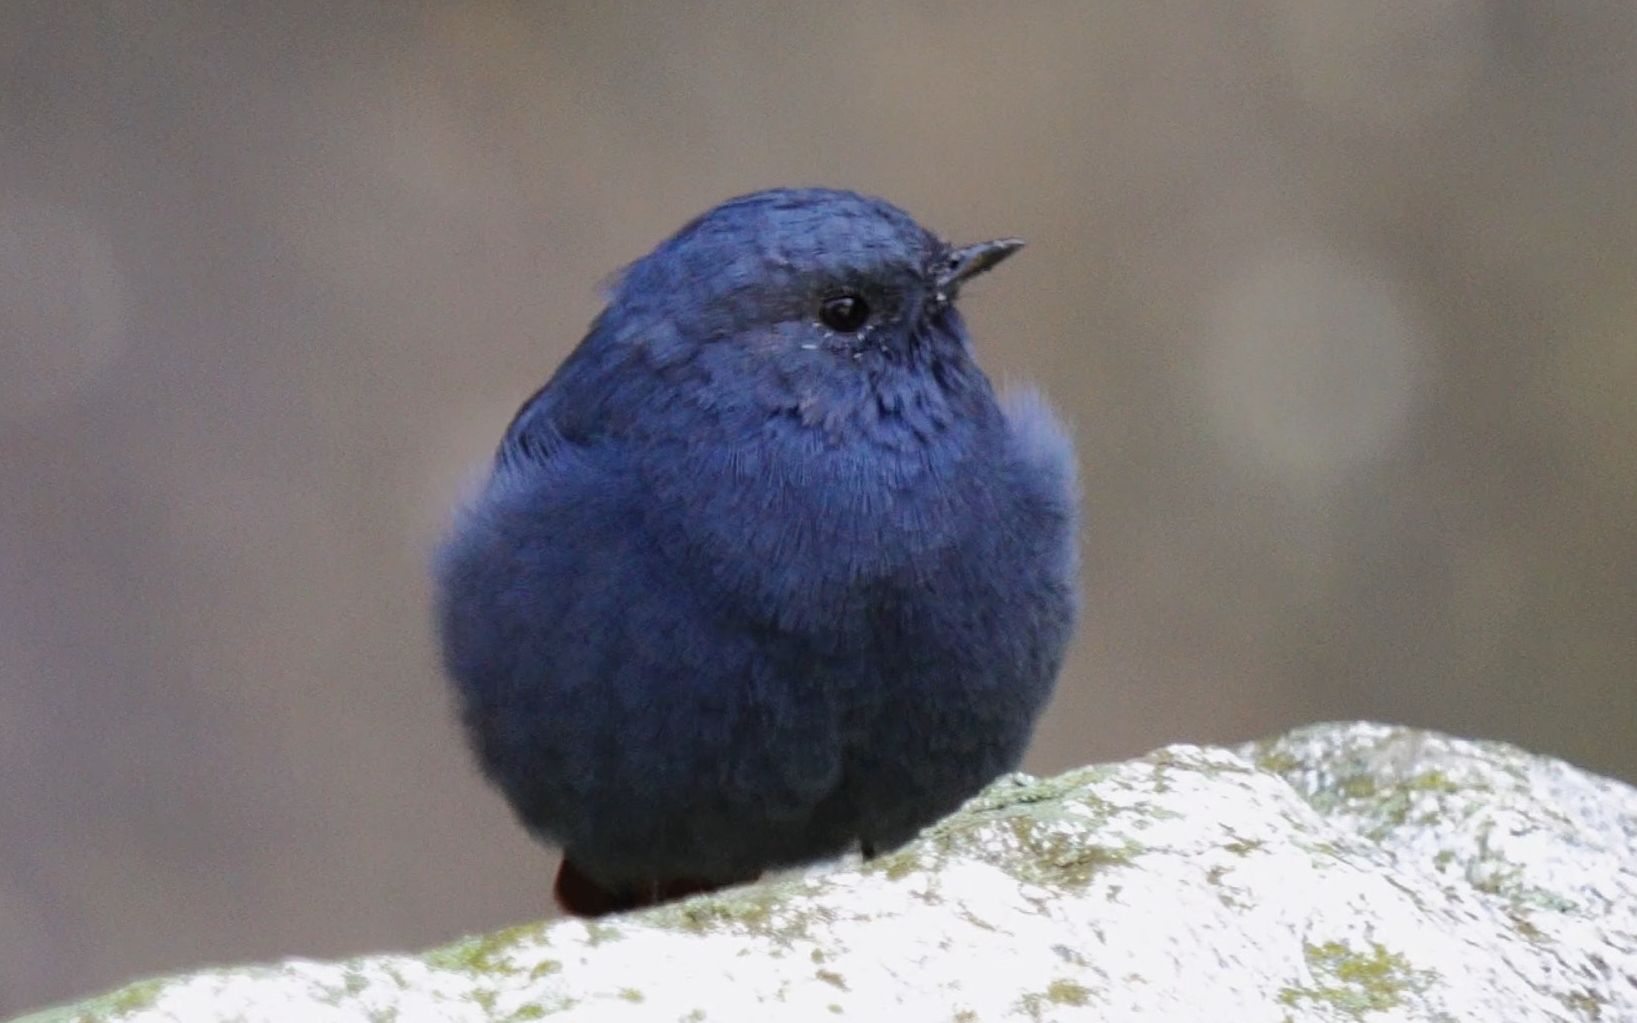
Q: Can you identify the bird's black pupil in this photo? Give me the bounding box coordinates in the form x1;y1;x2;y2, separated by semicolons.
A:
820;294;870;332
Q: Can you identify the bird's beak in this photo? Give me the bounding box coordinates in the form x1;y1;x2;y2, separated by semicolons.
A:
934;238;1026;299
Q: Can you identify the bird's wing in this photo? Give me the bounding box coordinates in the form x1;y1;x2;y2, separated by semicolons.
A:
494;379;567;472
496;305;676;462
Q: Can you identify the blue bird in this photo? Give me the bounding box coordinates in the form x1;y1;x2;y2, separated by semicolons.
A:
435;188;1078;915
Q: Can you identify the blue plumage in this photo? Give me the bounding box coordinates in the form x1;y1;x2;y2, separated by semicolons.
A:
435;189;1078;913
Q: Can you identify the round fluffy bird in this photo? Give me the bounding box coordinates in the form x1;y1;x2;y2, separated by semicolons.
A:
435;188;1079;915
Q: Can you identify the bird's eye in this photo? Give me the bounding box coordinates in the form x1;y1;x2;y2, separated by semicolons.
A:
819;293;870;333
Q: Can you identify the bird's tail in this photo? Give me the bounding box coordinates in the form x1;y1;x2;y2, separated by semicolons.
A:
553;858;759;917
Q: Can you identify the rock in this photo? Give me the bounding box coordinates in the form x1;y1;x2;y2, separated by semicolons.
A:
16;722;1637;1022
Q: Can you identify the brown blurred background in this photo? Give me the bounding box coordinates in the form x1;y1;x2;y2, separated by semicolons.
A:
3;1;1635;1015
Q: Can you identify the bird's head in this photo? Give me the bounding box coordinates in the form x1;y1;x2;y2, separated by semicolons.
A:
603;188;1020;374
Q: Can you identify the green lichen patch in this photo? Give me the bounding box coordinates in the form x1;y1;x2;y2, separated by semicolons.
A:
340;969;369;997
43;977;171;1023
814;968;848;991
102;979;166;1019
1018;977;1098;1018
425;921;549;977
985;811;1141;889
19;975;172;1023
1248;744;1303;778
1468;860;1581;915
1559;988;1608;1019
1205;863;1252;910
655;880;817;946
911;769;1146;892
859;843;927;883
1046;979;1092;1006
1277;941;1436;1017
1402;769;1461;795
1507;910;1546;943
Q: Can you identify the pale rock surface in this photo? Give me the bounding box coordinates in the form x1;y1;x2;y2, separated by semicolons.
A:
16;723;1637;1022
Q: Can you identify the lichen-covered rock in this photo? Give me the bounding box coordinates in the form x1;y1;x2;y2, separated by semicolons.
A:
16;723;1637;1022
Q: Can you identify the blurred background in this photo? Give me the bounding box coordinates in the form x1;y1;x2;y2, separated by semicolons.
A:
3;1;1635;1014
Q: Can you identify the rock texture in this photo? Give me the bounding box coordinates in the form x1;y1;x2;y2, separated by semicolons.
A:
16;723;1637;1022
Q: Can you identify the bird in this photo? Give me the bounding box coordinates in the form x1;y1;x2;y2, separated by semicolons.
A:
435;188;1079;916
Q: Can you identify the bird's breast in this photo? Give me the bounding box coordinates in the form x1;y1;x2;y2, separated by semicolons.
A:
637;423;999;637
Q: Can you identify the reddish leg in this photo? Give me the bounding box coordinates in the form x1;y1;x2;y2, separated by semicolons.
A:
553;858;760;917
